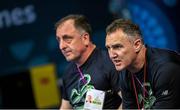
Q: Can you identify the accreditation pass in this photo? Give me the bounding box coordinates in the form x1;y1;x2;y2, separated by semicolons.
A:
84;89;105;110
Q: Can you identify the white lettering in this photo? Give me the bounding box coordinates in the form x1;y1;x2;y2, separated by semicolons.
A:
0;10;11;28
0;4;37;29
11;8;24;26
24;5;36;24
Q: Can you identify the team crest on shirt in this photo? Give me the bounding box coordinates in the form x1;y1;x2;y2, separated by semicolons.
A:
70;74;94;109
138;82;156;109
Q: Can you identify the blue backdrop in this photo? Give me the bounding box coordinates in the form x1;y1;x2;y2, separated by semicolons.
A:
0;0;180;77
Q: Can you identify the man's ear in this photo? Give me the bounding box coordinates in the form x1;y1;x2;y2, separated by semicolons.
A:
82;33;90;46
133;38;142;53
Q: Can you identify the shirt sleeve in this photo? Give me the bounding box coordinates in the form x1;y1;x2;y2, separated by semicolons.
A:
61;78;68;100
119;71;138;109
109;67;121;93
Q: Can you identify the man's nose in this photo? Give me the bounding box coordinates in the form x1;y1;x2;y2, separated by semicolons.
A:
109;49;117;59
59;40;67;50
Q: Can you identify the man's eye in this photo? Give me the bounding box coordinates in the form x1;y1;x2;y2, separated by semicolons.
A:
64;38;73;43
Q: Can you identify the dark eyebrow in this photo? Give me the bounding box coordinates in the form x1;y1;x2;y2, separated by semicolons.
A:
62;35;73;39
111;44;123;49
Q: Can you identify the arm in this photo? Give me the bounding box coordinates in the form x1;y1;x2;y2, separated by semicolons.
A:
109;68;122;109
59;99;72;110
59;77;72;109
152;62;180;108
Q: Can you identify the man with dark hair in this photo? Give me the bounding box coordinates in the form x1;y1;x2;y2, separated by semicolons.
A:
105;19;180;109
55;14;121;109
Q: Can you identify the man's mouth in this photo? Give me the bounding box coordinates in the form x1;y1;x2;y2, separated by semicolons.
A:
113;60;121;66
63;51;72;56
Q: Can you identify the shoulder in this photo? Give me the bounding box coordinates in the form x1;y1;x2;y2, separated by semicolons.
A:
147;46;180;62
94;47;108;57
147;46;180;85
98;48;117;70
62;63;76;80
93;47;119;76
147;46;180;68
95;47;114;66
